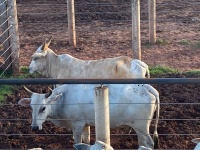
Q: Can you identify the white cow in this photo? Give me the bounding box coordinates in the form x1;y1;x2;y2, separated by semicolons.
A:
18;84;160;149
73;141;114;150
192;138;200;150
29;36;150;79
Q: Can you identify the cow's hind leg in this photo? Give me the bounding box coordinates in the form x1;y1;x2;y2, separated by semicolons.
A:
82;126;90;144
134;128;154;149
132;124;154;149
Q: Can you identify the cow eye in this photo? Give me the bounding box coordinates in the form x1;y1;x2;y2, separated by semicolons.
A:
102;145;105;149
33;57;39;61
40;107;46;113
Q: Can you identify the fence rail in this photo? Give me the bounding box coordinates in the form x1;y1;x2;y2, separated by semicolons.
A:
0;78;200;85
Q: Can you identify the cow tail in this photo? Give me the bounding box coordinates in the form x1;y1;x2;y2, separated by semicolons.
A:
153;93;160;149
146;65;150;78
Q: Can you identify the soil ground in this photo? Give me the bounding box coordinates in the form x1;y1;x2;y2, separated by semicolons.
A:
0;0;200;149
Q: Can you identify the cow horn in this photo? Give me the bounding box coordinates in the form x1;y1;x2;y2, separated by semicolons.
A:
23;86;34;96
45;87;52;98
41;36;52;50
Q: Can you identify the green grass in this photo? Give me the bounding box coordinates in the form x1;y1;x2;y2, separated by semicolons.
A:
194;41;200;48
149;66;180;76
184;70;200;77
0;66;41;104
156;38;169;45
179;39;191;45
0;85;13;103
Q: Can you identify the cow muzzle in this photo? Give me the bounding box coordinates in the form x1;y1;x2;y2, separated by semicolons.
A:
31;126;39;131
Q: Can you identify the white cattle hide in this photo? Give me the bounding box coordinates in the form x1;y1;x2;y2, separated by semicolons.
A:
73;141;114;150
18;84;160;149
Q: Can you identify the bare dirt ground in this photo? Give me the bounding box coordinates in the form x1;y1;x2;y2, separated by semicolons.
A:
0;0;200;149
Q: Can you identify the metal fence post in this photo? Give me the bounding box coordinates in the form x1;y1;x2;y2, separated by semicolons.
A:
94;85;110;145
7;0;20;73
131;0;141;60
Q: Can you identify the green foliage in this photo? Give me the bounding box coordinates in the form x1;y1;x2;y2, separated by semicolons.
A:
156;38;169;45
179;39;191;45
0;66;41;104
183;70;200;77
194;41;200;48
0;85;13;103
149;66;180;76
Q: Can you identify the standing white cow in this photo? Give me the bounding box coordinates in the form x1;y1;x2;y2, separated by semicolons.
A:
18;84;160;149
29;36;150;79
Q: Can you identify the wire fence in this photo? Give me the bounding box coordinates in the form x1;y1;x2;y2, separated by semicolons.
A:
0;78;200;149
16;0;200;71
1;0;200;149
0;0;20;76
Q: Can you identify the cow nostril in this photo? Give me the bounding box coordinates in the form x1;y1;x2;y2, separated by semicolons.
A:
32;126;39;131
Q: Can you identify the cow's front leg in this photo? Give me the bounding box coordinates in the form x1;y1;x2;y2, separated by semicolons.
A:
72;123;85;143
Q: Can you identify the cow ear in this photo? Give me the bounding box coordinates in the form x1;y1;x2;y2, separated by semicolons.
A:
73;143;90;150
41;36;52;51
192;138;200;144
18;98;31;107
47;93;62;104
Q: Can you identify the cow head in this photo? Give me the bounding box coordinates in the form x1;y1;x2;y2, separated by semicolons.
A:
18;86;61;131
29;36;52;74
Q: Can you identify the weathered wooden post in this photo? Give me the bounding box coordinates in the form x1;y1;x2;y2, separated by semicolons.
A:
7;0;20;73
67;0;76;46
94;85;110;145
149;0;156;44
131;0;141;60
0;0;12;70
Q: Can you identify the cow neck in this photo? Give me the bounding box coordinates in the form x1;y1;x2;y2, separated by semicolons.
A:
46;50;60;78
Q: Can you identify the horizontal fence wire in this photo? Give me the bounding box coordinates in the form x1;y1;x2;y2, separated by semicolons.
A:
0;118;200;121
0;133;199;136
1;102;200;105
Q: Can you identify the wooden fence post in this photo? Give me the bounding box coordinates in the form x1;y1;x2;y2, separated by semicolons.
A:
0;0;12;70
94;86;110;145
131;0;141;60
67;0;76;46
7;0;20;73
149;0;156;44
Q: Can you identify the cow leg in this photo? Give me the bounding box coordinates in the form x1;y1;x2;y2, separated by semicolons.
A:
135;129;154;149
71;124;85;143
132;124;154;149
82;126;90;144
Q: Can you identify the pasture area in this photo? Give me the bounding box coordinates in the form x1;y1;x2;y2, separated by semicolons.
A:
0;0;200;149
